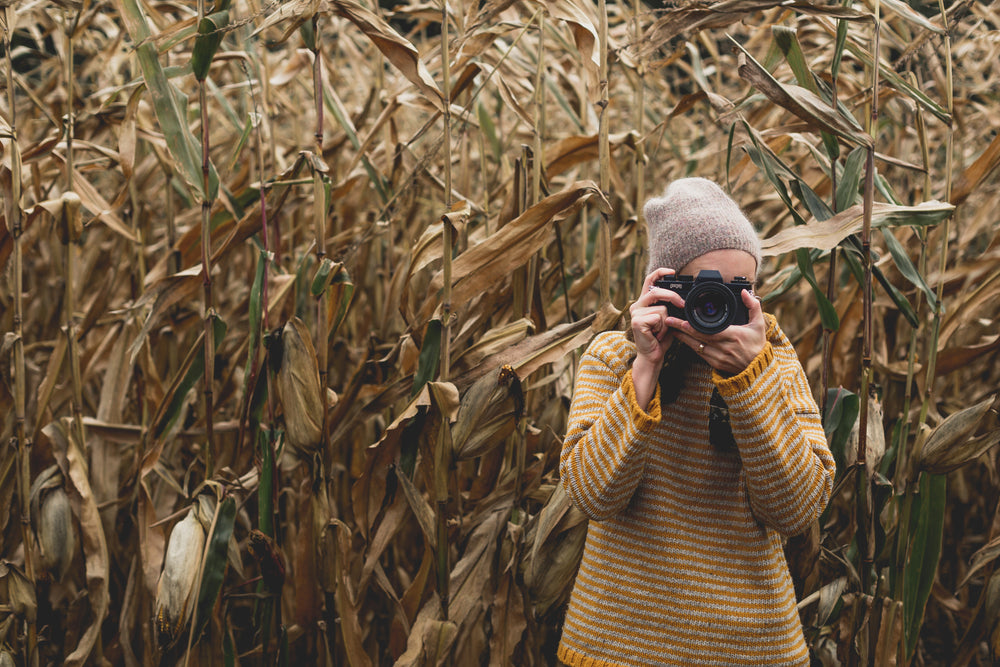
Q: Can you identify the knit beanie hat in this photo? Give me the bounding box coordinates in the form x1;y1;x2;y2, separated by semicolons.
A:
643;177;761;275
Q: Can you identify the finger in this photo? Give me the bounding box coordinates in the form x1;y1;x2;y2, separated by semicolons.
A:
743;289;764;322
642;267;676;292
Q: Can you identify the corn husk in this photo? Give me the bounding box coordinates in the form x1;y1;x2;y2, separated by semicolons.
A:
30;465;76;582
275;317;324;453
845;393;886;477
0;561;37;623
248;528;285;593
452;364;524;461
154;507;206;647
915;396;999;474
38;486;76;582
523;482;588;617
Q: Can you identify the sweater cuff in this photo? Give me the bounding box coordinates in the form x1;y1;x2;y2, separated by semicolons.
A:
624;368;662;426
713;341;774;396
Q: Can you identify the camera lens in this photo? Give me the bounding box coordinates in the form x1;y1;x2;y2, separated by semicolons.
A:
685;282;737;334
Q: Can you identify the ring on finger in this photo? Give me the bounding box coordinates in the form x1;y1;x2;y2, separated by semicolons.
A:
698;343;705;354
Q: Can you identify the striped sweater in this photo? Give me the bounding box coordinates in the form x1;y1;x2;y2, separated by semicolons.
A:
557;315;835;666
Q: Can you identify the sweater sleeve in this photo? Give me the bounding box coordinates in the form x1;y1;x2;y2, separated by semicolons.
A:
559;334;661;521
713;317;836;536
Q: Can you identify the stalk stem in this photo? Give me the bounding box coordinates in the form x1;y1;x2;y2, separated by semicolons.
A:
857;5;881;597
597;0;611;304
436;0;454;622
197;0;216;477
200;78;216;478
312;16;330;452
3;12;39;664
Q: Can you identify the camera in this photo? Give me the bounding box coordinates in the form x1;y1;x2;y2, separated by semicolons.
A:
653;269;752;334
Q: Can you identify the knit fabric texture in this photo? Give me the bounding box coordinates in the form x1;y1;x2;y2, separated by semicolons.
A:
557;315;835;667
643;177;762;275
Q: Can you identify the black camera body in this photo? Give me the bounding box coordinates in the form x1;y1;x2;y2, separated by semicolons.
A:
653;269;752;334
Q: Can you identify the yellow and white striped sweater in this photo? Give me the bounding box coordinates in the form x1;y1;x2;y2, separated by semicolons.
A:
558;315;835;667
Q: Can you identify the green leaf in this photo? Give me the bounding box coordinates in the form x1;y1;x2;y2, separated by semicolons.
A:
192;10;229;82
477;101;502;161
194;496;238;638
412;319;442;397
832;16;849;81
249;250;267;363
772;26;816;94
154;317;228;439
840;241;919;327
837;147;867;213
824;387;859;481
796;248;840;331
115;0;219;200
903;473;947;659
310;258;337;297
257;430;275;537
227;113;255;174
299;16;316;51
880;227;938;311
224;629;236;667
329;267;355;339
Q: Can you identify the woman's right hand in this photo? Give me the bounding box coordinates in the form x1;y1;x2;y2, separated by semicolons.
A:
629;268;683;410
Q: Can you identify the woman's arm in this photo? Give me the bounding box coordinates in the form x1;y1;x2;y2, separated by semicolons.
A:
715;321;836;536
559;335;661;521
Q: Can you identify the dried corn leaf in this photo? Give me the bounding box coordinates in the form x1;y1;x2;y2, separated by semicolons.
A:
959;533;1000;591
449;509;507;626
489;571;527;665
952;132;1000;207
0;561;37;623
761;201;954;256
330;0;444;111
43;419;110;666
735;42;871;148
417;181;610;323
396;464;438;553
549;0;601;96
330;519;375;667
394;596;458;667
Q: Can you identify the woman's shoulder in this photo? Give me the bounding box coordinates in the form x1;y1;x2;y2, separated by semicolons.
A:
582;330;636;374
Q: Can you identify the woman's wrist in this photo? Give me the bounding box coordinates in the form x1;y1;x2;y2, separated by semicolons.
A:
631;355;661;411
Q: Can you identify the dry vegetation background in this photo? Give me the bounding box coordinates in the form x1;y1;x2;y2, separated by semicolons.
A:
2;0;1000;665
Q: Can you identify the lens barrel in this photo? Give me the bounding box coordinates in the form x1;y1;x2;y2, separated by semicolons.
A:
684;281;737;334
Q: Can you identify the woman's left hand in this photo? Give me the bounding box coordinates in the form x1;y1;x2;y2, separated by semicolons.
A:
669;289;767;376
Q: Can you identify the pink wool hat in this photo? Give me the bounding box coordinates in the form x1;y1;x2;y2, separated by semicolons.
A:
643;177;761;275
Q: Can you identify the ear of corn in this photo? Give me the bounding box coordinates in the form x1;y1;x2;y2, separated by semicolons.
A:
275;317;325;454
452;364;524;461
154;507;206;647
915;396;1000;474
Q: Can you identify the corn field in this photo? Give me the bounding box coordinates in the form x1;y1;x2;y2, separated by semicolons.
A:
1;0;999;664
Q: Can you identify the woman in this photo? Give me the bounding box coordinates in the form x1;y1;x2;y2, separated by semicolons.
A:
557;177;836;666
